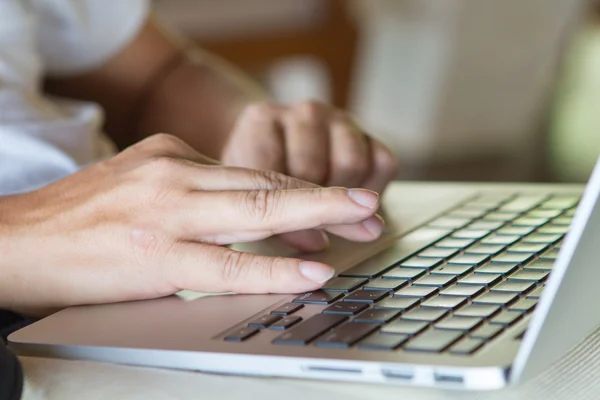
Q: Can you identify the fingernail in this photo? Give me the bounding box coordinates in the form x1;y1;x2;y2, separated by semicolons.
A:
315;231;330;250
348;189;379;209
362;215;385;237
299;262;335;283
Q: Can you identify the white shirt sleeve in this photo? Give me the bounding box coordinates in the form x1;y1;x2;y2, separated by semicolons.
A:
33;0;149;77
0;0;149;195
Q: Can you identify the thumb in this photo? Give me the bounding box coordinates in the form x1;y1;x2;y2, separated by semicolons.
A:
165;242;335;294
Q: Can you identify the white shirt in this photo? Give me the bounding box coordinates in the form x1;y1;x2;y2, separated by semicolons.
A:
0;0;149;195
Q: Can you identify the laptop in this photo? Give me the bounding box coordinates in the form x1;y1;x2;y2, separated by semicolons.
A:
8;156;600;390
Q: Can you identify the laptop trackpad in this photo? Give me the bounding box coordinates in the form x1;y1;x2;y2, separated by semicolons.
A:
9;293;291;351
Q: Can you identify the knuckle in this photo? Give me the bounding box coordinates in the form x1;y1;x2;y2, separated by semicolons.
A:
243;189;279;223
252;169;288;190
294;100;323;120
241;102;276;122
294;163;327;184
143;156;179;178
145;133;185;150
375;145;399;175
219;250;246;284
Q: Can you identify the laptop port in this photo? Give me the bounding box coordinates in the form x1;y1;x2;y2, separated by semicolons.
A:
434;372;464;385
381;368;413;381
305;366;362;375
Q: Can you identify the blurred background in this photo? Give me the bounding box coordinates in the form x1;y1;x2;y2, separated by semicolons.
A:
153;0;600;184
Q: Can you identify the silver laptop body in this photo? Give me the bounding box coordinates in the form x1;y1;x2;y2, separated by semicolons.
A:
9;157;600;390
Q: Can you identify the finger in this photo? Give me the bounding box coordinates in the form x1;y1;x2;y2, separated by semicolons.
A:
176;187;381;244
220;103;287;172
359;137;399;194
167;242;335;293
282;101;330;184
277;230;331;253
326;117;372;188
182;164;320;191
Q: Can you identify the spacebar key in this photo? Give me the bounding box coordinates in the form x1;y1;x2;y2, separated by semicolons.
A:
273;314;348;346
340;228;452;278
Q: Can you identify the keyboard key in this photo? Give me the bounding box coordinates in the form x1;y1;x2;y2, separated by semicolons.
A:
364;278;408;291
462;200;502;210
476;262;519;275
393;286;438;298
413;275;456;287
358;333;409;350
400;257;444;269
497;196;546;213
538;225;569;235
456;304;501;318
447;208;488;219
428;217;472;230
271;303;304;316
248;315;282;329
269;316;303;330
512;217;549;227
524;260;554;271
491;281;535;293
449;338;486;355
441;285;485;298
323;302;369;315
339;228;452;278
315;322;379;348
404;330;463;353
374;297;420;310
467;220;505;231
431;264;473;276
322;277;367;292
484;212;520;222
401;307;447;322
471;323;504;340
273;314;348;346
540;249;560;260
458;273;502;286
448;254;490;266
465;244;505;255
344;290;388;303
523;234;563;244
435;316;482;331
507;243;548;253
294;291;343;305
224;327;260;342
526;287;544;299
509;270;549;282
510;298;537;313
382;268;426;280
436;238;476;248
482;235;520;246
354;309;401;324
452;229;491;240
473;292;519;305
492;253;533;264
490;310;523;326
539;196;579;210
421;296;468;309
552;217;572;226
496;226;537;236
419;247;460;259
381;320;428;335
527;209;563;219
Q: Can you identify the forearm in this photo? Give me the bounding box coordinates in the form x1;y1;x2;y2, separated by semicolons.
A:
45;17;268;158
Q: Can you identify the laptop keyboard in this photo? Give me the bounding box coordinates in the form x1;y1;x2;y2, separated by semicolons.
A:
223;193;579;355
